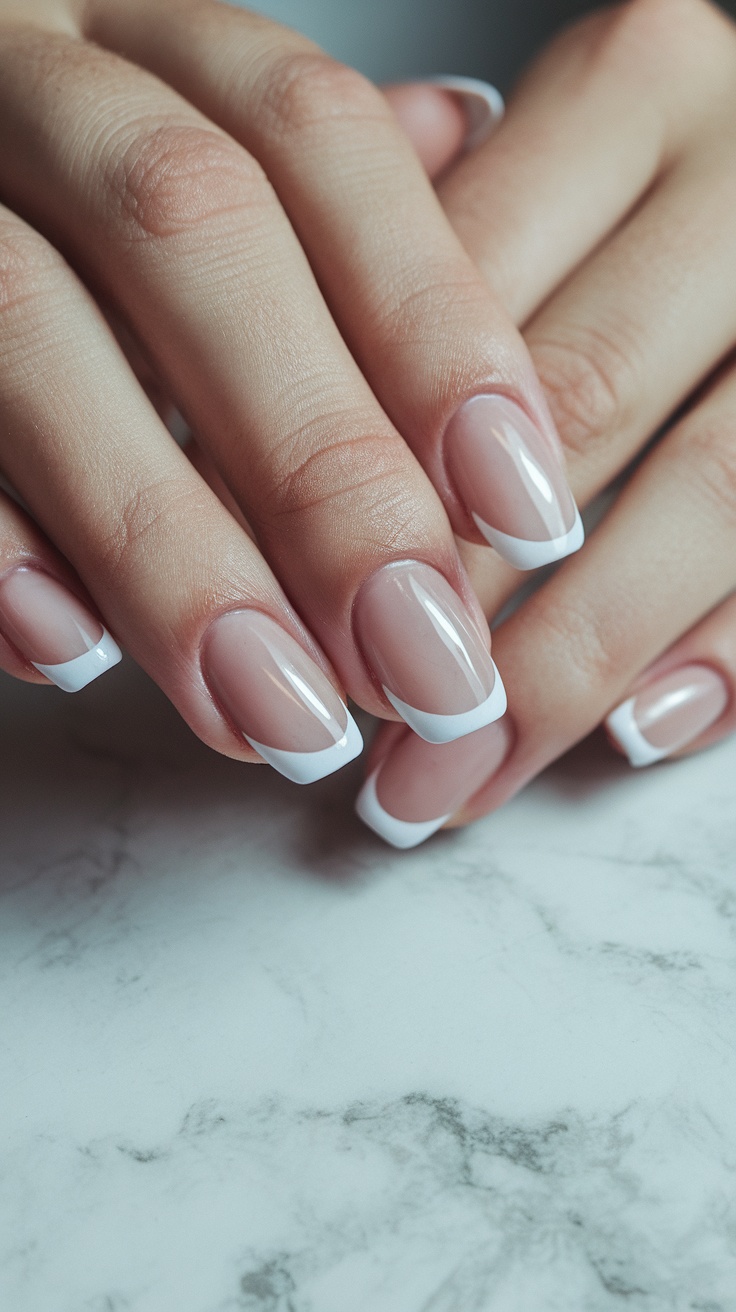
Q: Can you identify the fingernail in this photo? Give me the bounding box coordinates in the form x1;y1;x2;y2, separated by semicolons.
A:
356;718;512;848
0;566;121;691
426;76;505;150
354;560;506;744
202;609;363;783
445;394;584;570
605;664;729;768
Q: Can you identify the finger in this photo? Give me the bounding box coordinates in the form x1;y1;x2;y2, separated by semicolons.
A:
0;25;512;741
459;135;736;605
381;84;467;178
82;0;582;565
521;139;736;509
383;77;504;178
440;1;736;620
0;205;364;782
357;354;736;843
0;489;121;690
436;0;736;323
604;595;736;766
356;718;513;848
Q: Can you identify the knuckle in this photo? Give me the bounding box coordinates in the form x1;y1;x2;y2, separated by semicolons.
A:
675;412;736;523
0;222;60;319
97;475;210;585
370;267;488;354
530;327;636;468
257;50;390;139
528;593;623;710
262;422;415;537
105;123;271;244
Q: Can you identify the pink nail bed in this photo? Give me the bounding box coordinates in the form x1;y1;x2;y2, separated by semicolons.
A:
0;566;121;692
356;718;512;848
426;76;505;151
445;394;584;569
202;609;362;783
605;664;729;768
354;560;506;743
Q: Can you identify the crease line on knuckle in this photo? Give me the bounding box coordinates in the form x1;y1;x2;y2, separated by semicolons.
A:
529;325;638;466
259;430;414;524
95;474;212;584
99;120;272;246
248;48;391;144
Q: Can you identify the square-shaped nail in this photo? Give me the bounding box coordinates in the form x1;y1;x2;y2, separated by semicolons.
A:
445;394;583;569
606;664;729;767
203;609;363;783
356;719;512;848
354;560;506;744
0;566;121;692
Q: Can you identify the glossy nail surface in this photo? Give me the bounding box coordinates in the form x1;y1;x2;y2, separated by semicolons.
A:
606;664;729;767
203;609;362;783
354;560;506;743
427;76;505;150
356;719;512;848
0;566;121;691
445;394;583;569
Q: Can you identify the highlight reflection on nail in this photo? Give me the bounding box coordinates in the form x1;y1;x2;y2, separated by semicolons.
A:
356;718;512;848
606;664;729;767
354;560;506;743
203;609;363;783
445;394;583;569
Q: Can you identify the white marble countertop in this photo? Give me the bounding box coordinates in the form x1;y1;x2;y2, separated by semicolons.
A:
1;656;735;1312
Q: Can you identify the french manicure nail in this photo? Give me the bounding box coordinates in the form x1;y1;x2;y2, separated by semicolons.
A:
202;609;363;783
356;718;512;848
354;560;506;744
427;76;505;150
605;664;729;767
0;566;121;691
445;394;584;569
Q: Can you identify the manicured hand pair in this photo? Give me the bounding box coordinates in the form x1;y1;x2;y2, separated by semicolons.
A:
0;0;733;848
0;0;579;787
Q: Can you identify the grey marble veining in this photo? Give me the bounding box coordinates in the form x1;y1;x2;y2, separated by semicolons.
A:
1;657;735;1312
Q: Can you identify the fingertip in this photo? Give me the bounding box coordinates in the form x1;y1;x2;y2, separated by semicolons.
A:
425;76;505;151
383;82;467;178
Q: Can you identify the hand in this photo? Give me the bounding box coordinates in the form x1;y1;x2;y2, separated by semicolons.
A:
0;0;585;782
361;0;736;846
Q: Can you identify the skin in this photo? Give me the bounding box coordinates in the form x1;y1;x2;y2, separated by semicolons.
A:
370;0;736;828
0;0;734;815
0;0;556;758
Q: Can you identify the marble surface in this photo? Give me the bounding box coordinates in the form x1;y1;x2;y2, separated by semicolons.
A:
1;656;735;1312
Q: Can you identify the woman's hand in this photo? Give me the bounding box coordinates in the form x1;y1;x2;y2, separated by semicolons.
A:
0;0;581;780
362;0;736;845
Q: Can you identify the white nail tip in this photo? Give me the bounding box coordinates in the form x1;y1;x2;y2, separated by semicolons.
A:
472;506;585;571
605;698;668;769
355;770;450;849
244;711;364;785
382;658;507;744
32;628;122;693
427;76;505;150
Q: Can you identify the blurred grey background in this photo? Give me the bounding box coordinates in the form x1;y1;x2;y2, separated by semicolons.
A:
241;0;736;88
